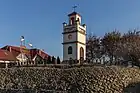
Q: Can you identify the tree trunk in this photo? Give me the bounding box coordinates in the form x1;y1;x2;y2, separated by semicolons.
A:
110;55;113;65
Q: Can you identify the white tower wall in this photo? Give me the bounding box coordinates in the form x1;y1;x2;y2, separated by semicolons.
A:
62;12;86;61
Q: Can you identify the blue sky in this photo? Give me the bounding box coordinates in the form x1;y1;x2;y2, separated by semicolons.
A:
0;0;140;59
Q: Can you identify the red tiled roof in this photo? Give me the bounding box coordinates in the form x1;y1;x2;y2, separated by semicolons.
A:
1;45;50;60
9;45;20;51
2;45;20;57
38;50;49;59
0;49;17;61
2;45;30;56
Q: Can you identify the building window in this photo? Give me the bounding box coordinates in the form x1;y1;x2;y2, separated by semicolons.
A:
68;46;72;54
71;17;74;25
80;47;84;58
77;18;80;24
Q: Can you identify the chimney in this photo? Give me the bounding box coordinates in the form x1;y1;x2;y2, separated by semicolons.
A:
9;46;12;52
39;49;41;55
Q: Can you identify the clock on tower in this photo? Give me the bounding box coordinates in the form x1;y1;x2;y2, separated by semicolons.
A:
68;34;72;40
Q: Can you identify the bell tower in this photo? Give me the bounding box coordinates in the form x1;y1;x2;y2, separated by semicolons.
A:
62;10;86;61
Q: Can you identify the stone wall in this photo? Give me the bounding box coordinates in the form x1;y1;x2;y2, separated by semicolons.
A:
0;66;139;93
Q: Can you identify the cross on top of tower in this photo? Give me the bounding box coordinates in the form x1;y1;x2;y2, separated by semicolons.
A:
68;5;81;17
72;5;77;12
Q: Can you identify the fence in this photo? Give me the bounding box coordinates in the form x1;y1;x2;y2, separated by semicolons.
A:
2;58;133;69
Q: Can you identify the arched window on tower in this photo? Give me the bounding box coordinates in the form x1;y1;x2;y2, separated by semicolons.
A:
68;46;72;54
70;17;74;25
75;18;80;25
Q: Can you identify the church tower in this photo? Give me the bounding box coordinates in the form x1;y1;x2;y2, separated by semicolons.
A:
62;11;86;61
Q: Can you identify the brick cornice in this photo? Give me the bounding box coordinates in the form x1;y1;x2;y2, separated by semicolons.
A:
62;41;86;45
62;30;86;35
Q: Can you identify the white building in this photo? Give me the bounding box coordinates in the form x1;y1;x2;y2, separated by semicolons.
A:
62;11;86;61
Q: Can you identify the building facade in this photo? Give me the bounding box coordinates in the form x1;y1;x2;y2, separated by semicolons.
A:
62;12;86;61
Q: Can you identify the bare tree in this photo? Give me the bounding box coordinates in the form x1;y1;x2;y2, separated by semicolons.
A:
86;29;140;67
116;30;140;67
86;33;104;63
101;30;121;64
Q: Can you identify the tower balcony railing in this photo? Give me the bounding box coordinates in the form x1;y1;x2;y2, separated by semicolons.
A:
77;25;86;31
63;25;76;29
